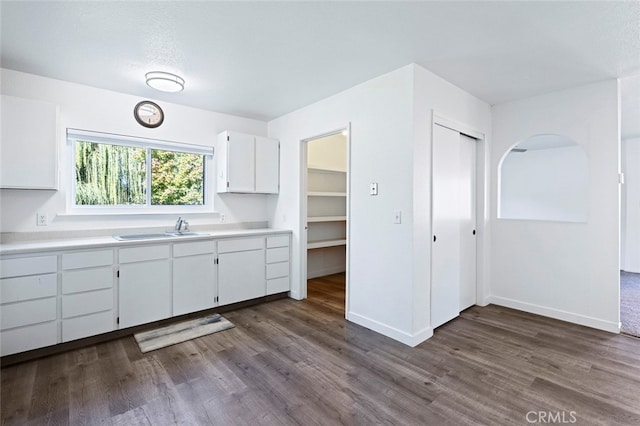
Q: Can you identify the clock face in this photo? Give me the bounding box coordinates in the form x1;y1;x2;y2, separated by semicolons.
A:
134;101;164;128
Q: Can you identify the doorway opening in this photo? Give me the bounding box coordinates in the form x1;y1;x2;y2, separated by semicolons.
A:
621;136;640;337
301;128;349;315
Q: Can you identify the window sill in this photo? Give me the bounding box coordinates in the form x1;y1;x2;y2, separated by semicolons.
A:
58;210;218;218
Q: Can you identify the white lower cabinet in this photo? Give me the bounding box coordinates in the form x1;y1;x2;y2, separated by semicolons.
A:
173;240;217;316
61;249;115;342
118;244;171;328
266;235;291;295
218;237;266;305
119;258;172;329
1;298;57;330
0;255;58;356
1;322;58;356
0;231;291;356
63;311;113;342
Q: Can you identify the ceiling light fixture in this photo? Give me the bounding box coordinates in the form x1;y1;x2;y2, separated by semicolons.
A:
145;71;185;93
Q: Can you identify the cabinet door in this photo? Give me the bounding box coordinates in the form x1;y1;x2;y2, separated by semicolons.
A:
119;259;171;328
173;254;217;316
218;249;265;305
1;95;58;189
255;136;279;194
226;132;255;192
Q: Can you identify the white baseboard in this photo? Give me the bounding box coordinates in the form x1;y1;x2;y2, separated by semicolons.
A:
411;326;434;346
347;311;433;347
487;296;621;333
288;290;303;300
307;265;346;279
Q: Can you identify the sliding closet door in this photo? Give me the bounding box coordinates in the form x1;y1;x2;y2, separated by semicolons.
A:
459;134;477;311
431;124;477;329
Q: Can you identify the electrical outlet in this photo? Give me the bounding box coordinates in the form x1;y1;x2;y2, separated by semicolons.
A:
36;212;48;226
220;213;225;223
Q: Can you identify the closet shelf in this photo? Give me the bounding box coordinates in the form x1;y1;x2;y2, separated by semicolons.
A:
307;216;347;223
307;239;347;249
307;191;347;197
307;167;347;174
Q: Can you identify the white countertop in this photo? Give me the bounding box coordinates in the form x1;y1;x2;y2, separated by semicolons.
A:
0;228;292;256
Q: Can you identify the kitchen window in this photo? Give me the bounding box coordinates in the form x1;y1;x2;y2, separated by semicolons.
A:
67;129;213;211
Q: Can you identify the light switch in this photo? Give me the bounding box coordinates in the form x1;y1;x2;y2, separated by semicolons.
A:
393;210;402;224
370;182;378;195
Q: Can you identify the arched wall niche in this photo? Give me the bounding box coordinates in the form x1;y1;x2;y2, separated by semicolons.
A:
498;133;588;223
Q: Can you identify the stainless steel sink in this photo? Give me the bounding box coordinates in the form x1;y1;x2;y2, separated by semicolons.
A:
113;233;172;241
164;231;209;237
113;232;209;241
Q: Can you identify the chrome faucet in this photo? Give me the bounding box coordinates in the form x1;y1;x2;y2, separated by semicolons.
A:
174;217;189;232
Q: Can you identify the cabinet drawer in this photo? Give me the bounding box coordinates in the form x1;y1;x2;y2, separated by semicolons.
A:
1;298;57;330
0;321;58;356
266;262;289;280
0;255;57;278
62;249;113;270
62;289;112;319
1;274;57;303
218;237;263;253
119;244;170;263
62;267;112;294
266;235;289;248
267;276;290;295
62;311;113;342
173;240;216;257
266;247;289;264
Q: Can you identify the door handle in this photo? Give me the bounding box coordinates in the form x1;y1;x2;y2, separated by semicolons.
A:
472;229;476;235
433;235;437;242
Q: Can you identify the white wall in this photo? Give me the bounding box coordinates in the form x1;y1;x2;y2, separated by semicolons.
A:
623;137;640;272
490;80;620;332
269;65;416;344
411;66;492;341
268;64;491;346
499;145;589;222
0;69;269;233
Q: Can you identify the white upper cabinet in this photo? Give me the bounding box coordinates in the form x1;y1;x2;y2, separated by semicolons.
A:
219;131;255;193
1;95;58;190
255;136;279;193
217;131;279;194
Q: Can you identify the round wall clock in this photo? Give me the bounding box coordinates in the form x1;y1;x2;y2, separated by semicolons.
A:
134;101;164;128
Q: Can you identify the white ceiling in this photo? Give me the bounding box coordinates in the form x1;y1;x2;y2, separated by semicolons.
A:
1;1;639;136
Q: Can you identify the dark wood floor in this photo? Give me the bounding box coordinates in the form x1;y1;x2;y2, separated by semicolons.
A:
3;273;640;425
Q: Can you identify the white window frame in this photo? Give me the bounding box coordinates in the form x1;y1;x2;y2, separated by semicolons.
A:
67;129;214;214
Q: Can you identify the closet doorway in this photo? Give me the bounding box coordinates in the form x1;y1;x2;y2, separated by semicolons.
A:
431;122;480;329
301;128;349;315
621;136;640;337
620;75;639;338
